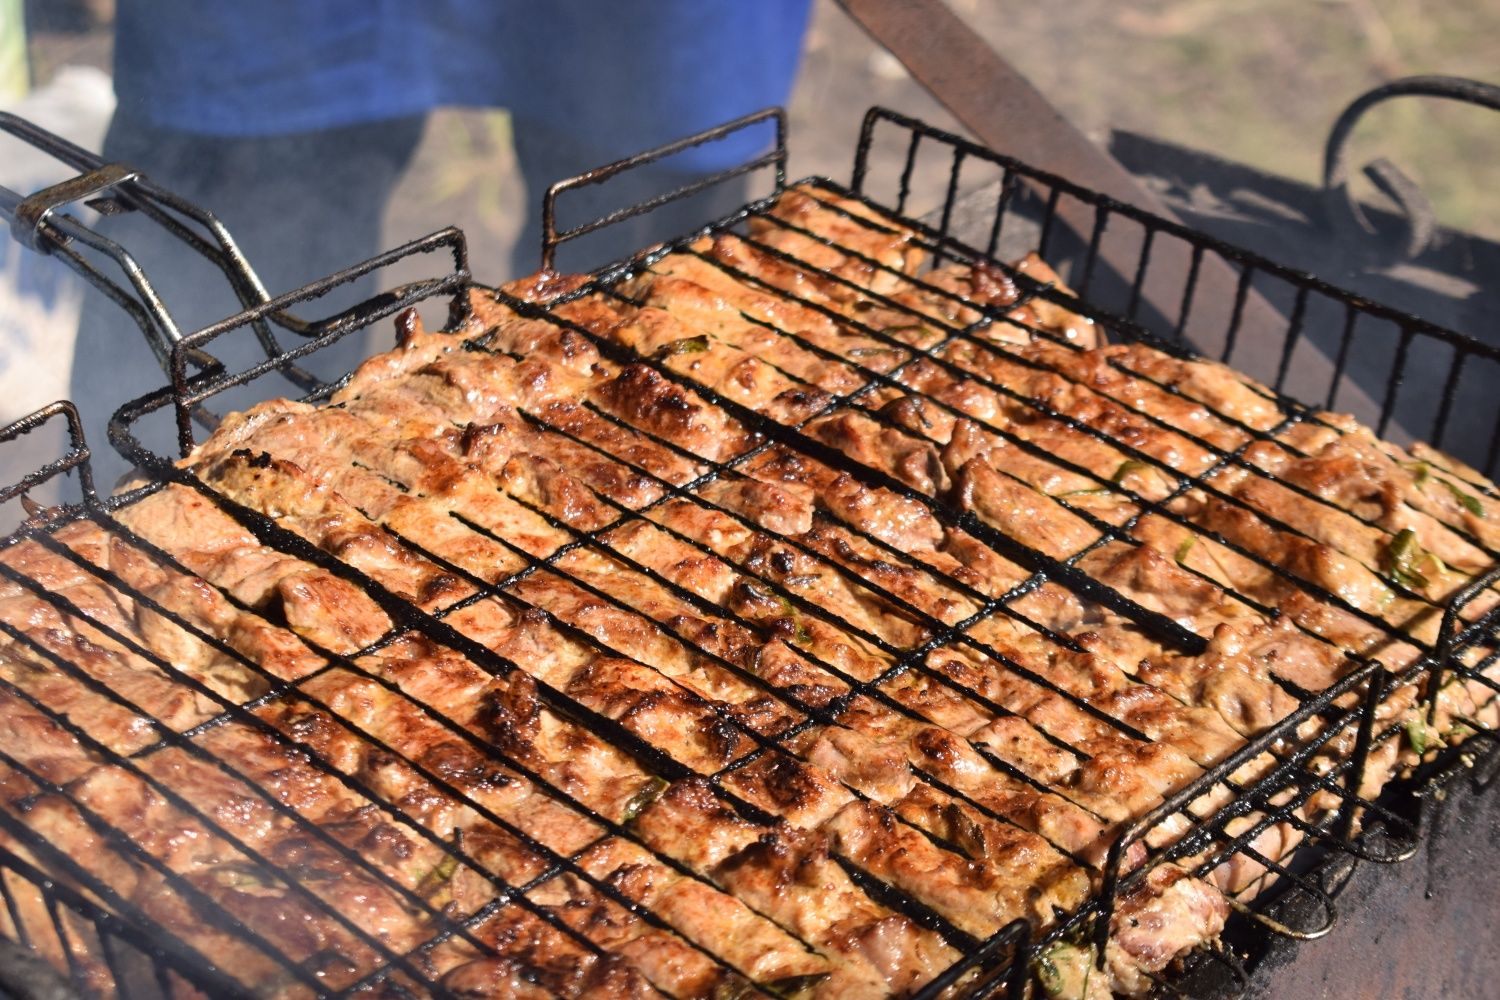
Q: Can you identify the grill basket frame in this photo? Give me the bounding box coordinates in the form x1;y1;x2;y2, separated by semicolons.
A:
0;106;1494;1000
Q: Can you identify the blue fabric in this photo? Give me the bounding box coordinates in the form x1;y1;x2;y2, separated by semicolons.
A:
113;1;811;169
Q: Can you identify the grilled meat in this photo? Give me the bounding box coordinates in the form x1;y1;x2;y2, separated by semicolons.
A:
3;183;1494;1000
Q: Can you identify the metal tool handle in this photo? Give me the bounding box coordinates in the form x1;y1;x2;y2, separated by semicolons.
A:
541;106;787;272
0;112;321;389
1323;75;1500;260
3;112;477;462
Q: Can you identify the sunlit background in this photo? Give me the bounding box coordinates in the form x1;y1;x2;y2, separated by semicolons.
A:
3;0;1497;490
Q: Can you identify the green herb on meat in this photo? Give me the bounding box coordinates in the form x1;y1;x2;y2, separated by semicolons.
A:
766;973;831;998
1403;461;1484;516
656;335;709;357
417;852;461;897
1440;477;1485;517
1174;535;1197;564
1382;528;1434;591
1036;952;1063;998
1035;943;1095;999
761;587;814;644
621;776;671;823
1405;717;1432;755
1111;459;1150;484
414;829;465;897
1401;460;1433;487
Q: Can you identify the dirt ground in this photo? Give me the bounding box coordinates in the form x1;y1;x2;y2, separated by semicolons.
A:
965;0;1500;242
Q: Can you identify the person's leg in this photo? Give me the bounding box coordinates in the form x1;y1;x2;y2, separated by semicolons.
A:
69;113;424;486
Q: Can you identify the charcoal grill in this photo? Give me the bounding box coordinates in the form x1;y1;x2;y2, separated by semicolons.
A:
0;106;1497;999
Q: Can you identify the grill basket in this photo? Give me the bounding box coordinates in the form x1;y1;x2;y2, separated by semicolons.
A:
0;106;1496;1000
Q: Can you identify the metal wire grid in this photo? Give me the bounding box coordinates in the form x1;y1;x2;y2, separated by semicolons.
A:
4;413;1021;996
522;108;1500;987
702;181;1500;649
846;109;1500;475
828;110;1500;743
97;259;1062;997
0;445;889;998
28;300;1365;1000
104;237;1464;1000
0;107;1494;999
487;214;1445;986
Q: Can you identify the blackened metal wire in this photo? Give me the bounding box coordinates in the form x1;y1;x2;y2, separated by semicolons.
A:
7;105;1500;1000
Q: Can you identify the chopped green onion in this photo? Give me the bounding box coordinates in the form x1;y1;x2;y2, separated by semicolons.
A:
847;346;895;358
621;776;671;823
1401;460;1432;487
1036;954;1063;998
415;829;465;896
1174;535;1197;564
1035;943;1095;999
1406;717;1431;755
1439;477;1485;517
1382;528;1432;591
1053;487;1111;498
417;853;460;896
656;335;708;357
766;973;831;998
1111;459;1150;484
1404;461;1484;516
755;582;815;645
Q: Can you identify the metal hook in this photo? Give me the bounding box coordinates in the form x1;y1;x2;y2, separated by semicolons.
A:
1322;75;1500;261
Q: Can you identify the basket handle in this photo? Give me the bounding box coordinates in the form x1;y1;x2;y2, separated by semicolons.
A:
0;399;95;511
540;106;786;272
0;112;322;393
